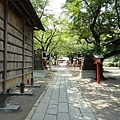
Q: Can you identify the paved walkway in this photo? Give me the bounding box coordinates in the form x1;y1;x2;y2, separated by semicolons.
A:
25;67;96;120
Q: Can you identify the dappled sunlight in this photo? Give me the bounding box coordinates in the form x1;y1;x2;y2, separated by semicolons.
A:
114;84;120;87
68;67;120;119
35;80;46;84
104;72;120;77
68;87;79;92
50;84;59;89
9;86;33;93
67;88;74;94
68;71;81;81
69;76;80;80
34;78;48;84
61;73;72;77
94;100;109;108
58;67;67;70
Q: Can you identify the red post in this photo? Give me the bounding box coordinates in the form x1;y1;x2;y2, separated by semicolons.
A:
96;63;101;84
78;60;82;70
57;61;59;65
73;60;76;69
94;62;102;84
27;79;30;84
93;55;103;84
43;59;47;69
67;60;69;66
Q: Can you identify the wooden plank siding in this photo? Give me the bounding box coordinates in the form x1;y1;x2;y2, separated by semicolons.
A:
0;0;44;94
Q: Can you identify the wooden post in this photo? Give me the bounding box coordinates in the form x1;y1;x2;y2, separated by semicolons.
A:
21;20;25;93
0;0;8;108
32;28;34;84
97;63;101;84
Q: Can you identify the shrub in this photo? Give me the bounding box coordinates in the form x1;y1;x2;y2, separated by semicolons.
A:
103;62;118;67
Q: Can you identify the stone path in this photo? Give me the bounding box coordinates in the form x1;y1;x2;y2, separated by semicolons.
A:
25;67;96;120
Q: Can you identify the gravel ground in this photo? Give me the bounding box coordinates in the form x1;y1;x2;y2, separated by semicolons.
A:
69;67;120;120
0;70;56;120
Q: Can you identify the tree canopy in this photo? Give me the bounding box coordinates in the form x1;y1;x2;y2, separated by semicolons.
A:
31;0;120;60
31;0;63;58
63;0;120;59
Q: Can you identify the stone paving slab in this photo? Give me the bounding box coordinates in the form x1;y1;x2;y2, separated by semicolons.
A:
25;67;96;120
58;113;70;120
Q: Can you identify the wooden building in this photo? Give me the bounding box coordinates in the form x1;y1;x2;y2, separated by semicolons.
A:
0;0;45;107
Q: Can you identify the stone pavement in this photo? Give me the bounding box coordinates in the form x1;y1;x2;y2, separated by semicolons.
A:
25;66;97;120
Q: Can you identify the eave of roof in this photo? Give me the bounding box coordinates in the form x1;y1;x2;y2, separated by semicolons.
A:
8;0;45;31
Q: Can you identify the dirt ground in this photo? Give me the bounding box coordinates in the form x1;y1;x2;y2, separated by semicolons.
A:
0;67;120;120
69;67;120;120
0;70;56;120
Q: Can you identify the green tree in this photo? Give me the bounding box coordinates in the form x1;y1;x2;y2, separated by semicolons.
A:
31;0;82;60
64;0;120;58
31;0;63;59
63;0;120;79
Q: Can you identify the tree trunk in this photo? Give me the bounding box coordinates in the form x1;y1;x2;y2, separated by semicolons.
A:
100;62;106;80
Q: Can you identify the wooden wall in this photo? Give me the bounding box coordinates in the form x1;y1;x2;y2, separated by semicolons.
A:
0;2;33;93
